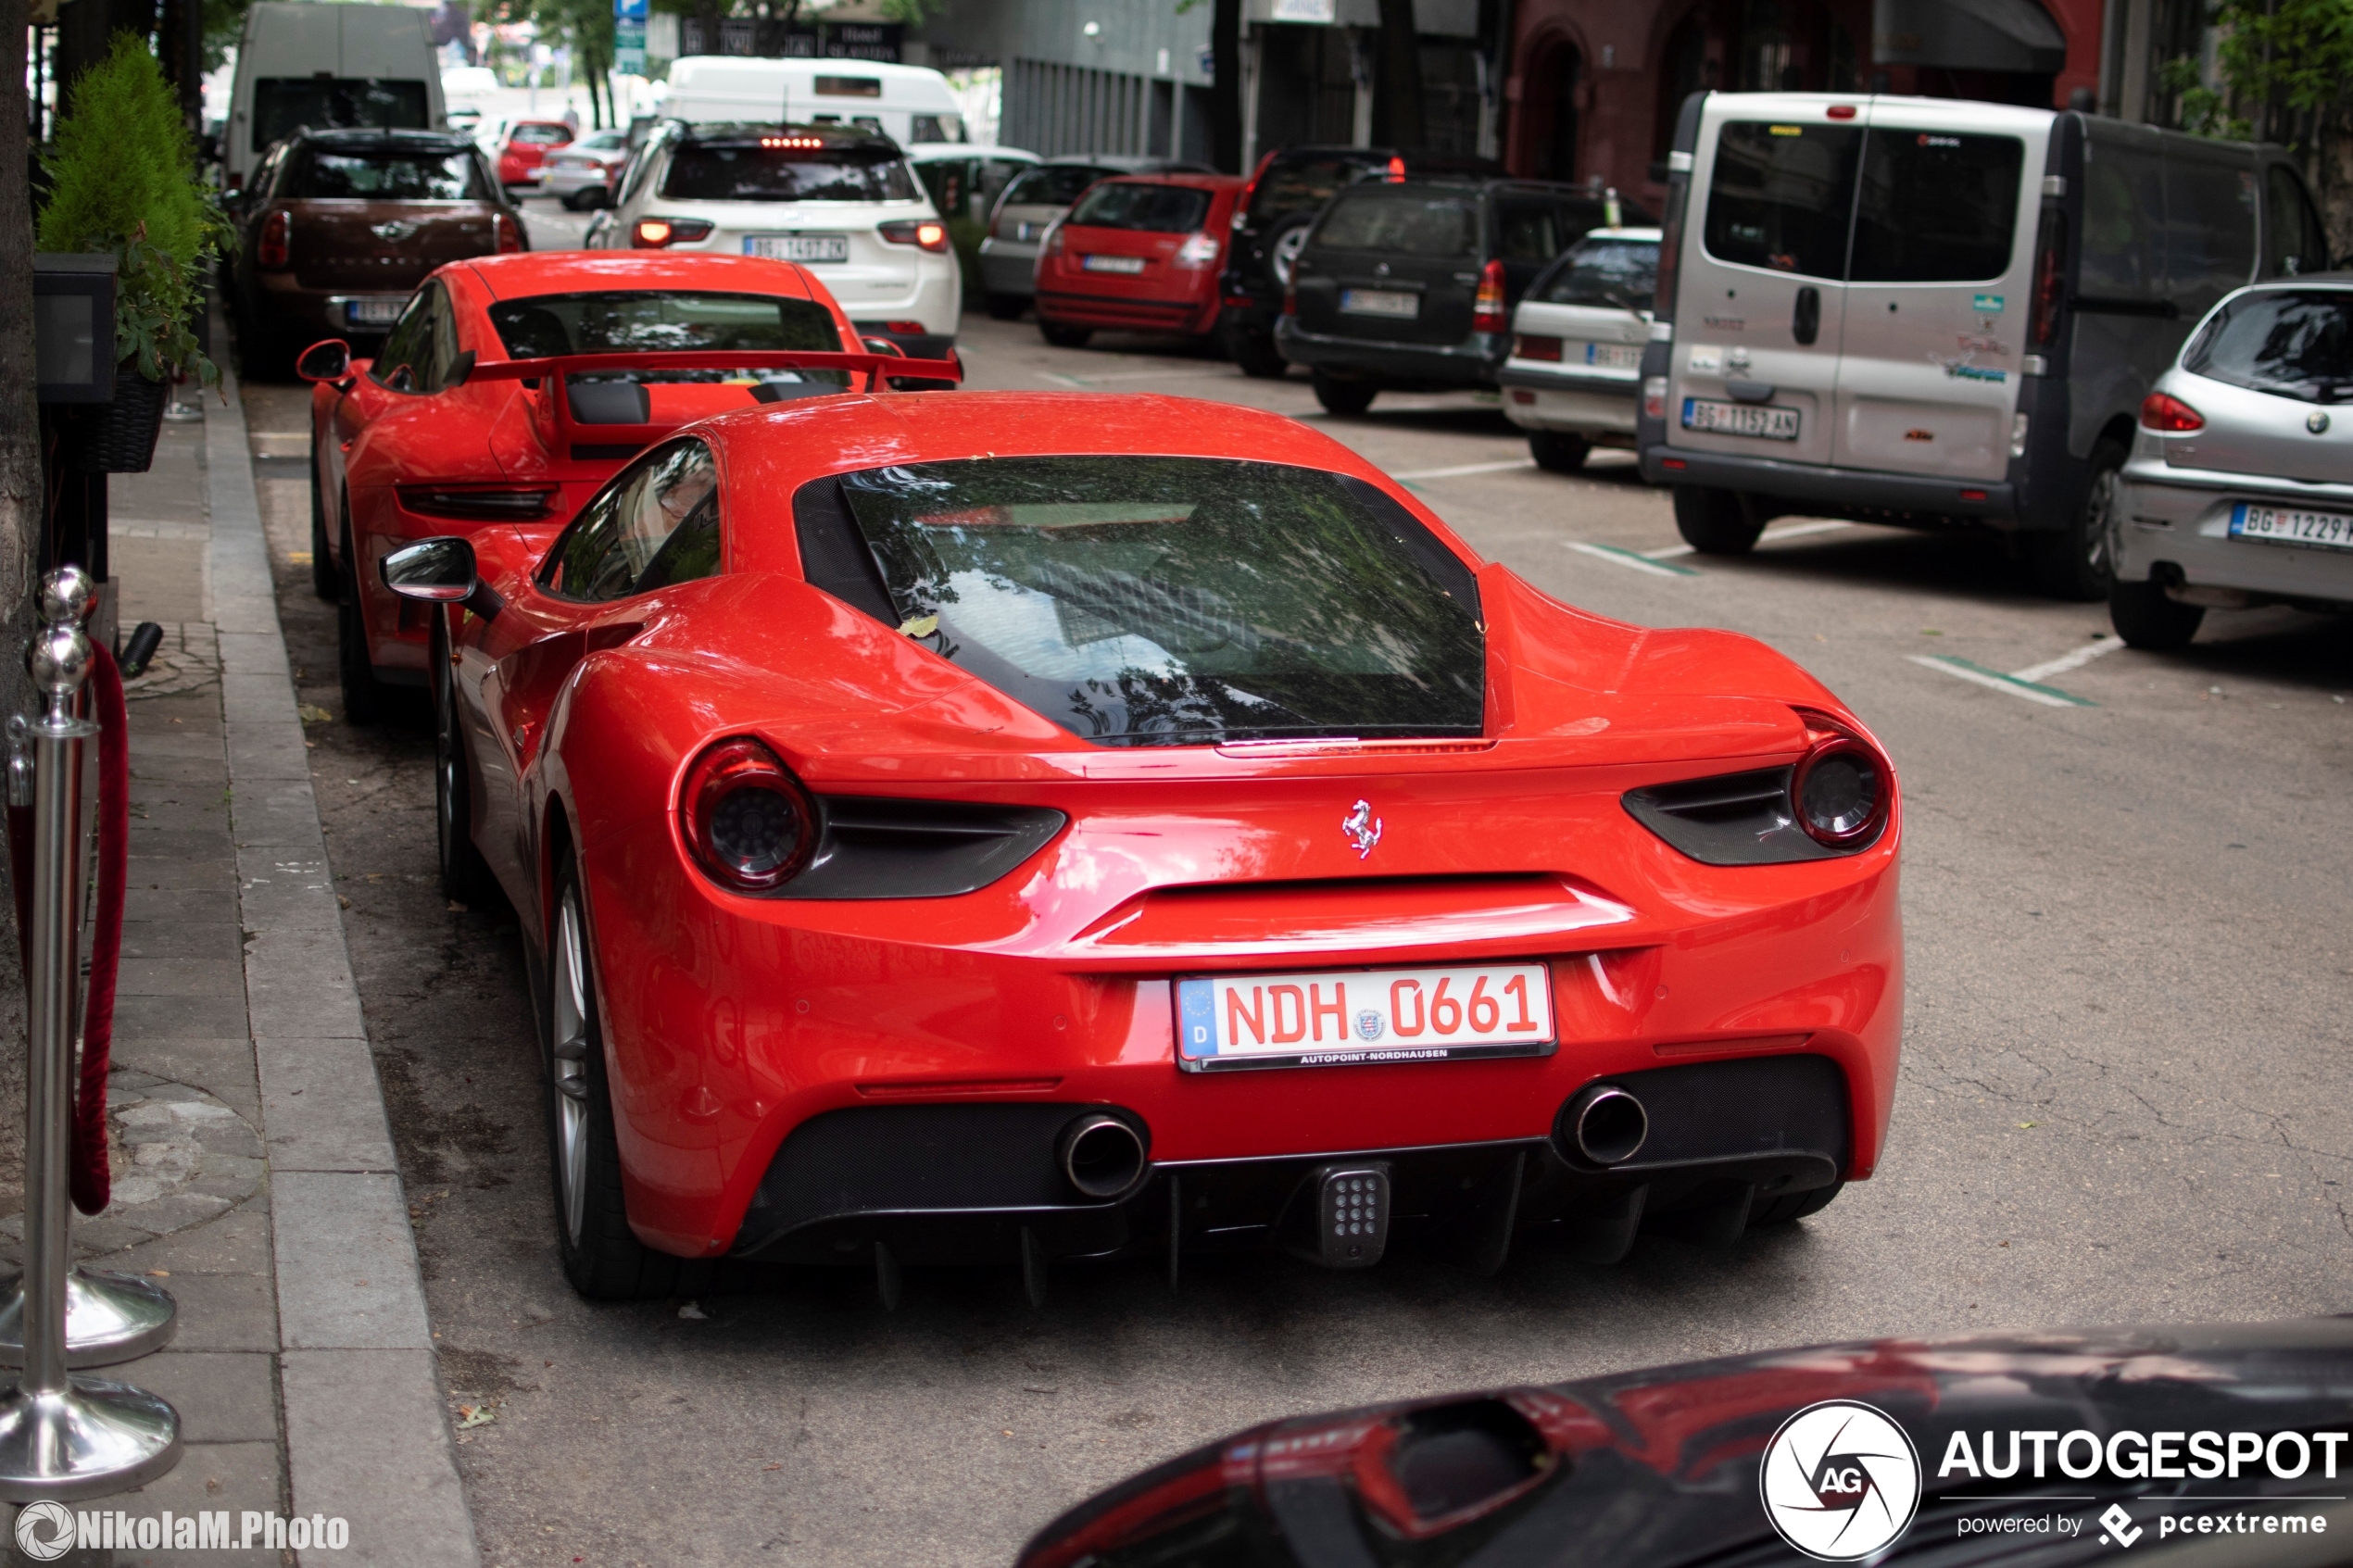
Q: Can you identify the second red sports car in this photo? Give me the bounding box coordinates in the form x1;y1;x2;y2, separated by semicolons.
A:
375;390;1903;1302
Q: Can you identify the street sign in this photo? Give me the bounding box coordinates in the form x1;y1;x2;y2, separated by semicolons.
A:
615;17;646;77
613;0;647;19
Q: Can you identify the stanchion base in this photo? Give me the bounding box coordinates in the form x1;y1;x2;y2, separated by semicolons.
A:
0;1378;181;1501
0;1270;177;1368
161;403;204;424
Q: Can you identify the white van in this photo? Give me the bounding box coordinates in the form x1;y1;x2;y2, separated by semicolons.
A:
661;58;968;147
226;2;446;194
1637;92;2328;598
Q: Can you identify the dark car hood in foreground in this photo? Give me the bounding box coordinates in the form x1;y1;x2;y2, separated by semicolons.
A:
1018;1319;2353;1568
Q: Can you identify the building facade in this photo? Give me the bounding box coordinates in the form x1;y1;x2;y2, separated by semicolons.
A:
916;0;1220;161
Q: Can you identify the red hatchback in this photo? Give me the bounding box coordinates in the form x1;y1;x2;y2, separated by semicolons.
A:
1034;173;1243;351
497;119;573;191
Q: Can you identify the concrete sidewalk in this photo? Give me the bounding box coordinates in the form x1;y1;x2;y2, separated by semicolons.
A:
0;361;477;1565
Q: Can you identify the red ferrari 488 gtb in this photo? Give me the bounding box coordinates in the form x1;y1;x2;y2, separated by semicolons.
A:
377;393;1902;1301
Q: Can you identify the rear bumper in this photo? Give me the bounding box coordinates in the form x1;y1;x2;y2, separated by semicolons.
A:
1035;286;1218;336
1504;382;1639;436
1275;320;1504;388
2117;463;2353;608
1638;445;2020;524
976;242;1039;296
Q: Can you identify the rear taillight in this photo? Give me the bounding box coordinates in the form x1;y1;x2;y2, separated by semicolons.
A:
1044;224;1065;257
1642;376;1667;420
258;209;290;269
1473;259;1506;333
2028;210;2067;349
880;219;950;252
2139;391;2204;432
224;169;244;194
1514;333;1562;362
396;486;557;521
1283;284;1296;317
1174;232;1219;267
494;212;522;254
1385;155;1406;182
1791;710;1890;848
632;218;712;248
680;738;818;894
1016;1442;1252;1568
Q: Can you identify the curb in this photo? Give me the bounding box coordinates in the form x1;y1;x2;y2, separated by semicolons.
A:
205;359;481;1567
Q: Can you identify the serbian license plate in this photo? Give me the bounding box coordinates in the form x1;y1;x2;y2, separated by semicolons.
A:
745;234;849;263
346;298;405;326
1682;396;1800;441
1175;962;1555;1073
1341;288;1420;319
2231;501;2353;551
1082;253;1145;274
1583;342;1642;369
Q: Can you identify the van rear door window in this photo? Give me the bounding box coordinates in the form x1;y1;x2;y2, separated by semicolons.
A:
1849;131;2024;282
253;79;429;153
1701;121;1861;279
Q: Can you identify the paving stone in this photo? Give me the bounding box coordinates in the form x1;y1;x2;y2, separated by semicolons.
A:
282;1350;478;1567
256;1038;396;1173
145;1269;275;1353
124;888;236;925
116;957;247;998
129;858;240;894
113;1439;291;1566
120;920;243;962
272;1173;429;1351
107;1206;273;1278
115;996;252;1041
117;1351;280;1445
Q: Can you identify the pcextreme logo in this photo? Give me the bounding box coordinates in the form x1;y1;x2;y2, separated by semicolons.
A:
1759;1399;1924;1562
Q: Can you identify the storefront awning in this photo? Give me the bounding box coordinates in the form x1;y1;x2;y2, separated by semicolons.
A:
1871;0;2069;75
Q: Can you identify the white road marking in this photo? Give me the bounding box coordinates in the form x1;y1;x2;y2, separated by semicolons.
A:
1391;458;1538;481
2009;636;2128;684
1644;519;1854;560
1910;655;2094;708
1567;540;1701;578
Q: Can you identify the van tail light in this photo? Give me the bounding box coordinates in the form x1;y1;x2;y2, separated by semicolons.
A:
632;218;712;249
1174;232;1219;267
1514;333;1562;362
680;738;818;894
1473;259;1507;333
1791;709;1892;848
494;212;522;253
2028;210;2067;349
258;209;290;269
2139;391;2205;432
880;219;950;252
1642;376;1667;420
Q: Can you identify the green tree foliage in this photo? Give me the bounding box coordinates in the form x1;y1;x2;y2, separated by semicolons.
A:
2161;0;2353;149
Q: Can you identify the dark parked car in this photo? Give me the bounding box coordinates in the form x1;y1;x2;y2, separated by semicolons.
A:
1021;1318;2353;1568
1277;177;1653;415
1220;144;1504;379
977;155;1212;320
229;127;523;373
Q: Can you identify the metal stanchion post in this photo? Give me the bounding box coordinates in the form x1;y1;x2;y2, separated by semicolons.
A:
0;569;179;1500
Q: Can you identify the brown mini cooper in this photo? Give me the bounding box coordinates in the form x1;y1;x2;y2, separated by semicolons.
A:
229;127;525;374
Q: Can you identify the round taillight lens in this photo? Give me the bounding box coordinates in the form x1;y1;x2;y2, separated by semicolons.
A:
1793;737;1885;847
2139;391;2205;432
680;738;817;892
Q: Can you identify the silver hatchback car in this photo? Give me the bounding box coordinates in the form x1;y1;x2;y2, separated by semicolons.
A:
2113;279;2353;647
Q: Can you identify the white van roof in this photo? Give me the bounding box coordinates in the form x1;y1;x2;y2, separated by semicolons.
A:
664;56;962;117
240;1;434;77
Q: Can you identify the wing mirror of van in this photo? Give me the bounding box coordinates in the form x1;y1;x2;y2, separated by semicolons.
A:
296;339;352;383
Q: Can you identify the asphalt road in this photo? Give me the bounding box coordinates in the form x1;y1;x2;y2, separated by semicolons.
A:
239;266;2353;1568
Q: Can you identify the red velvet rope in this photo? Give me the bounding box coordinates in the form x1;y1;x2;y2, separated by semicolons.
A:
71;643;127;1215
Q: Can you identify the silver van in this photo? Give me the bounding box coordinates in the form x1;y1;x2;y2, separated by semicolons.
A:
225;2;447;198
1637;92;2330;597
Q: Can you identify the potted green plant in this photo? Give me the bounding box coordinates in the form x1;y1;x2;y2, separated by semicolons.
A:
37;31;232;473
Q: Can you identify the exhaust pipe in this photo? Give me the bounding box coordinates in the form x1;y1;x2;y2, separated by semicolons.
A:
1057;1112;1149;1201
1555;1084;1648;1168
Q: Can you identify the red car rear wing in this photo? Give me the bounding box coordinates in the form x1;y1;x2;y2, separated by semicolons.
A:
463;348;963;460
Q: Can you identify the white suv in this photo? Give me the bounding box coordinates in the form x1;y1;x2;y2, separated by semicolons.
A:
591;120;960;356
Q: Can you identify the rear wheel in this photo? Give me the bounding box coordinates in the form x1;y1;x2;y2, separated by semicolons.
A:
2028;438;2124;601
432;619;497;906
1039;320;1092;349
1312;370;1377;416
1529;431;1591;473
986;292;1027;321
1750;1181;1843;1227
1230;332;1288;380
2108;576;2206;650
335;518;384;726
547;854;711;1301
1672;485;1765;555
308;447;337;601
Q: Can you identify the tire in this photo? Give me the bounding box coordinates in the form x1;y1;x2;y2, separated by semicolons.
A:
431;618;497;907
1529;431;1592;473
1039;320;1092;348
1671;484;1765;554
1230;332;1288;380
546;853;712;1301
2028;438;2125;601
1262;215;1314;291
1750;1181;1843;1227
559;189;588;211
986;292;1027;321
2108;575;2205;650
335;519;384;726
308;446;338;601
1312;370;1377;416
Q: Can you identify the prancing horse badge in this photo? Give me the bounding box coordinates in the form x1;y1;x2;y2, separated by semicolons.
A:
1341;799;1382;859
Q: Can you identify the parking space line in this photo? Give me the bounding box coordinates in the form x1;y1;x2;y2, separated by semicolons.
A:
2010;637;2126;684
1646;521;1854;561
1392;458;1538;481
1568;541;1701;578
1911;655;2095;708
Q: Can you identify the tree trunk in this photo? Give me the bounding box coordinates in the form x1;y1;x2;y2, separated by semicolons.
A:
695;0;724;57
1210;0;1241;173
1375;0;1425;149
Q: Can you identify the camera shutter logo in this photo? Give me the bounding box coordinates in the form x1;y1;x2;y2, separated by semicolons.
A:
14;1501;74;1562
1758;1399;1922;1562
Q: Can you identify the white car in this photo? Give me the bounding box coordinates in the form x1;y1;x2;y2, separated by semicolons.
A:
1499;227;1659;472
542;127;632;209
592;119;960;355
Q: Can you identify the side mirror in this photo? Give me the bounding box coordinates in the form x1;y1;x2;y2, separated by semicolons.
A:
296;339;352;383
381;536;479;604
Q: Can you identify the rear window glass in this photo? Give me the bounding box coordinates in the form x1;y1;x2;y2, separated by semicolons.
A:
1315;191;1478;258
1849;131;2023;282
2184;290;2353;404
253;79;429;153
1248;157;1371;227
487;291;848;384
510;124;570;145
1067;182;1212;234
661;143;916;202
1002;166;1114;208
285;147;486;201
1702;121;1861;279
1538;238;1659;310
817;457;1485;748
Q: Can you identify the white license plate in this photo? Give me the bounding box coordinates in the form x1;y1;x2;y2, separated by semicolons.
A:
1583;343;1642;369
1341;288;1420;319
2231;502;2353;551
1683;396;1800;441
1081;254;1146;274
346;298;405;326
745;234;849;263
1175;962;1555;1073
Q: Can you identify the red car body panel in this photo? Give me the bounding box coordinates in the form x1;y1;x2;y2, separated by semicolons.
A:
435;392;1905;1261
309;252;867;683
1034;175;1243;338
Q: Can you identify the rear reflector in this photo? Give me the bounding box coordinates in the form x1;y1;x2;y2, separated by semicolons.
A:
1662;457;1687;470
